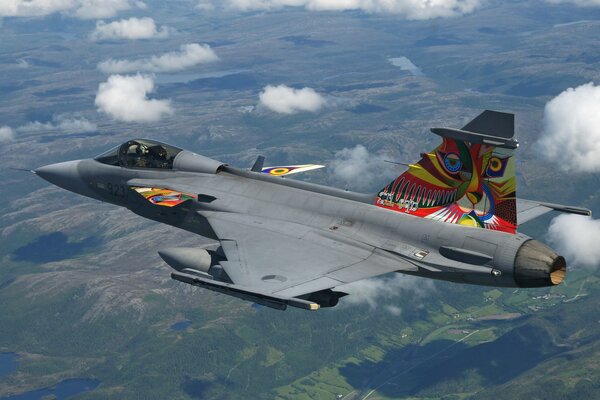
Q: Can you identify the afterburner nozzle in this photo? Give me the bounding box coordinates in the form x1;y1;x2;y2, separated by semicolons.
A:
514;240;566;288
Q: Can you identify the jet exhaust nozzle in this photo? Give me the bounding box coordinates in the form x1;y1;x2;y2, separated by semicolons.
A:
514;240;566;288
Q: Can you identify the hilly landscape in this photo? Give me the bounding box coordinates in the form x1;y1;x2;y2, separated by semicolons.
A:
1;0;600;399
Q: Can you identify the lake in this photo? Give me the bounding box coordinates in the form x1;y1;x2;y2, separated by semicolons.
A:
170;320;191;331
12;232;101;263
0;353;18;378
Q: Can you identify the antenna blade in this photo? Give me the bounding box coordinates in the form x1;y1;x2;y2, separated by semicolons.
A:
251;155;265;172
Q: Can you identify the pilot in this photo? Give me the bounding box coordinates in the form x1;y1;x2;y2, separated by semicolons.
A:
132;142;149;167
147;145;168;168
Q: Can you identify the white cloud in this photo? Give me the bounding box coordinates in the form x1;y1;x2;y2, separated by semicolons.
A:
54;117;97;133
547;0;600;6
90;17;172;41
538;82;600;173
17;115;97;133
223;0;481;19
0;0;143;19
74;0;142;18
0;126;15;142
16;59;30;68
338;274;435;312
98;43;218;74
329;145;390;191
0;116;95;141
0;114;98;142
196;1;216;10
259;84;326;114
547;214;600;268
95;74;173;123
389;56;424;76
385;305;403;316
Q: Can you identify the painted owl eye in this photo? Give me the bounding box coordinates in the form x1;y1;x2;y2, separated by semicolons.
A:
443;153;462;173
486;156;508;178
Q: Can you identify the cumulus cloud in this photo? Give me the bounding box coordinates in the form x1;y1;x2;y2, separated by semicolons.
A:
98;43;218;74
95;74;173;123
0;126;15;142
222;0;481;19
538;82;600;173
0;0;144;19
339;274;435;312
17;116;97;133
258;85;326;114
90;17;172;41
329;145;390;191
547;214;600;269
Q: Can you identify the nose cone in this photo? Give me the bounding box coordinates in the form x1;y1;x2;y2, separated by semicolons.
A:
514;240;567;288
35;160;93;198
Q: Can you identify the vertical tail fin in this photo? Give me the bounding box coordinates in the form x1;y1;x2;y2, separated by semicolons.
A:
376;110;518;234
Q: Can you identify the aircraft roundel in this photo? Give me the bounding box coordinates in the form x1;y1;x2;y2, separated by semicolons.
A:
260;164;325;176
269;168;290;176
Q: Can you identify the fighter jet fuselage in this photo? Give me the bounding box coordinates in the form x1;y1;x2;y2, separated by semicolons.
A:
35;112;590;310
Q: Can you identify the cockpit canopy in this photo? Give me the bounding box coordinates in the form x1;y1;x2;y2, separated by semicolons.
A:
95;139;183;170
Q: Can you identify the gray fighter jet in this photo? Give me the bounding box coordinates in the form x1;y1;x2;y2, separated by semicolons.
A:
35;110;591;311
